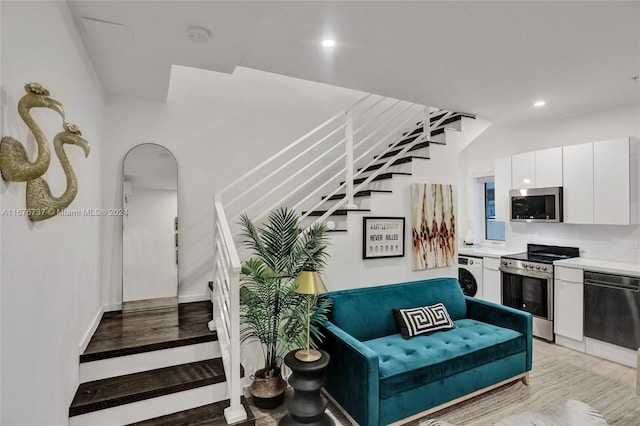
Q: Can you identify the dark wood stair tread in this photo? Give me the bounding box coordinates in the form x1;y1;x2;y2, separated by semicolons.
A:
402;112;475;136
81;301;217;363
359;156;429;173
322;189;392;201
396;112;475;143
340;172;412;186
376;142;430;159
70;359;227;417
302;209;371;217
128;396;256;426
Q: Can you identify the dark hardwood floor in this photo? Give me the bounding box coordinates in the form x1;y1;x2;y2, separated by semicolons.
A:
81;301;217;362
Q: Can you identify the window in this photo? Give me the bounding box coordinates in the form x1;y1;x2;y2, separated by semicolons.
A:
484;181;505;241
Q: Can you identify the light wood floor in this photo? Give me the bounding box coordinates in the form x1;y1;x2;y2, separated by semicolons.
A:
533;339;636;389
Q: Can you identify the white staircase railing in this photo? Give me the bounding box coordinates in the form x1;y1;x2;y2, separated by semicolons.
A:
212;93;462;422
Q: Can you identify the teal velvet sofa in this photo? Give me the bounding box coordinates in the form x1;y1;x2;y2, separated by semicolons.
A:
320;277;532;426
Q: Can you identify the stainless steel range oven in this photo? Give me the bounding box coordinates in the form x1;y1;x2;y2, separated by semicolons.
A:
500;244;579;341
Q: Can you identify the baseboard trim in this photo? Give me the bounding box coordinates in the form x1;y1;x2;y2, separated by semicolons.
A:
78;306;105;355
179;293;209;304
105;302;122;312
103;294;208;314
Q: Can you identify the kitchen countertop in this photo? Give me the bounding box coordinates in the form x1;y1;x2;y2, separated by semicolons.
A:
554;257;640;277
458;245;522;259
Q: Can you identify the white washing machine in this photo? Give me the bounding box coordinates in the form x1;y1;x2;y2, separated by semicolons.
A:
458;255;483;298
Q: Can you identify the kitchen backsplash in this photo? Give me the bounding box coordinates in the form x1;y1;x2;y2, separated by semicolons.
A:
508;222;639;263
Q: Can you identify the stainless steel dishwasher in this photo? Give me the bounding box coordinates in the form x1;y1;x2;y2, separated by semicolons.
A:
584;271;640;350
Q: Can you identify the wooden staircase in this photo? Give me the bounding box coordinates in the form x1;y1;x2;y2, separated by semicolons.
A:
69;301;255;425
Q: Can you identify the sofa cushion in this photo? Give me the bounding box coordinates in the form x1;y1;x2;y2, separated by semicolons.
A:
393;303;455;339
327;278;466;341
363;319;526;399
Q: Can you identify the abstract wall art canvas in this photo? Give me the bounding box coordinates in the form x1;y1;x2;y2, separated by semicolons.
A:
411;183;456;270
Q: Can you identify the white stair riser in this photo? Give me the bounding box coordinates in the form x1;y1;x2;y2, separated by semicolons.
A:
319;197;369;210
300;215;348;231
80;341;221;383
374;145;430;161
358;161;414;175
69;382;228;426
357;179;393;192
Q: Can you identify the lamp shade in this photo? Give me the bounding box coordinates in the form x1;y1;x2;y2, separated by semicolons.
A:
294;271;327;295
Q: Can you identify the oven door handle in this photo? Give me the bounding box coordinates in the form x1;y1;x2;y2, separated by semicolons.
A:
499;266;553;280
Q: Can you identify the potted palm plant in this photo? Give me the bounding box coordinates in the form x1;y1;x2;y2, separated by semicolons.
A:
239;207;331;409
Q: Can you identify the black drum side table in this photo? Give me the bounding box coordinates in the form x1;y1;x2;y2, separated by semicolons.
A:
278;349;334;426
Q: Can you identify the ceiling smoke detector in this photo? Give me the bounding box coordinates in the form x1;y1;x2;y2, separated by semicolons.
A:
186;26;210;43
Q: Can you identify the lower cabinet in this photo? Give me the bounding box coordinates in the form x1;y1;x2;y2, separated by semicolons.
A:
554;266;584;350
483;257;501;305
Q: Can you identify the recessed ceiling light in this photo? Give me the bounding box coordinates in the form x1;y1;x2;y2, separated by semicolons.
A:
322;39;335;47
533;101;546;107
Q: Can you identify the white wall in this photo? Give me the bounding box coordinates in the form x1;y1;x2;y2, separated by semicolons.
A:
101;66;366;308
0;2;104;425
459;102;640;262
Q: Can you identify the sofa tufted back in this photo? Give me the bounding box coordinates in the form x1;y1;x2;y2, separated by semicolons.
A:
326;277;467;342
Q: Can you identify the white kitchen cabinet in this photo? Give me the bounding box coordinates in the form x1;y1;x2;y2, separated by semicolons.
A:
535;147;563;187
494;156;512;222
593;137;639;225
554;266;584;351
511;152;536;189
562;142;594;224
511;148;562;189
482;257;501;304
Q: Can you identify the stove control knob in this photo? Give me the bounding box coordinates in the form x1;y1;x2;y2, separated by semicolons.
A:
542;265;547;271
501;260;507;266
535;265;541;270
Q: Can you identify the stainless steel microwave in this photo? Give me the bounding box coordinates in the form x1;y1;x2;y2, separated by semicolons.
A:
509;187;563;222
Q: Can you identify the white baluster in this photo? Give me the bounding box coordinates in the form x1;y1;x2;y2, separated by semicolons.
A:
344;110;357;209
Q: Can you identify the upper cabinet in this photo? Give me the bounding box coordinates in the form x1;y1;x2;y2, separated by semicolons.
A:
494;156;512;222
563;137;639;225
535;147;563;188
593;137;638;225
562;143;594;224
496;137;638;226
511;152;535;189
511;148;562;189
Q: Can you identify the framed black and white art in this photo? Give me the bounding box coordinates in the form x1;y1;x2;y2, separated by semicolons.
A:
362;217;405;259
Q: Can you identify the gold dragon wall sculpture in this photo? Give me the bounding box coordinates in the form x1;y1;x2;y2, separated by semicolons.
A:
0;83;91;222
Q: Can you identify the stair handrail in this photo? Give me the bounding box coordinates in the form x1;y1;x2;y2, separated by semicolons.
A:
258;100;418;221
219;93;374;208
304;110;455;226
293;105;428;222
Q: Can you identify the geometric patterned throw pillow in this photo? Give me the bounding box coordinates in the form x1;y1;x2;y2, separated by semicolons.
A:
392;303;455;339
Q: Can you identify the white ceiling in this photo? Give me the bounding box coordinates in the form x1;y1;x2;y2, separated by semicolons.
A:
67;1;640;123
